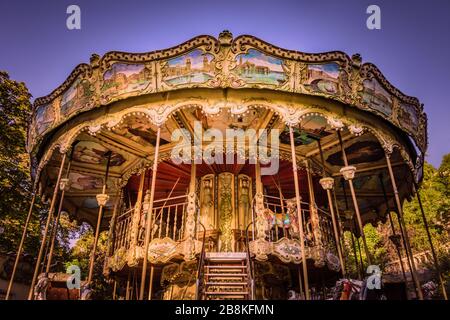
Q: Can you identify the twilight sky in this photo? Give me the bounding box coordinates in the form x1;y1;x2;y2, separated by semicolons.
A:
0;0;449;167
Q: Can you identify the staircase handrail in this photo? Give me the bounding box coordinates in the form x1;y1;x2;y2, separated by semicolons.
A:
245;220;255;300
195;221;206;300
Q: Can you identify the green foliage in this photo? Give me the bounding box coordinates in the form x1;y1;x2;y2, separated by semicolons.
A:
0;71;43;255
403;162;449;252
67;229;112;299
342;154;450;292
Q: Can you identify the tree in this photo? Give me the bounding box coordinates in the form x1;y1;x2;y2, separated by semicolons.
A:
403;161;449;253
0;71;42;256
66;229;113;300
342;155;450;296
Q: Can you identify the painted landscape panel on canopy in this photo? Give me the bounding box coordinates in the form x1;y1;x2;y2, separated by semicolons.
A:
279;116;332;146
326;140;384;166
34;103;55;135
361;78;393;116
305;63;340;95
112;116;160;145
102;63;152;99
60;78;94;118
234;49;286;85
351;172;391;191
73;141;126;166
398;102;419;133
68;172;104;191
163;49;215;86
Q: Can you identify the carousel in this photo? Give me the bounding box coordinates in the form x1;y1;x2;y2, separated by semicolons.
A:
5;31;435;300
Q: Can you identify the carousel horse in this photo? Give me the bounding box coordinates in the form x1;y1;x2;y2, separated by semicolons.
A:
287;290;304;300
80;283;93;300
331;278;389;300
261;207;299;233
331;279;365;300
422;281;437;299
34;273;50;300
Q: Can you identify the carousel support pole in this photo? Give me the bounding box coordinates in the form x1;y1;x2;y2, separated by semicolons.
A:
45;145;77;273
28;152;67;300
146;159;171;301
350;229;361;279
106;189;123;261
5;192;37;300
317;139;346;277
139;127;161;300
321;181;346;277
378;174;408;284
148;266;155;300
385;153;423;300
390;200;415;284
113;278;117;300
337;131;372;265
305;160;320;242
289;126;310;300
413;181;448;300
340;177;362;278
87;151;112;284
332;188;347;270
125;272;131;300
297;266;304;299
355;226;364;275
275;177;287;238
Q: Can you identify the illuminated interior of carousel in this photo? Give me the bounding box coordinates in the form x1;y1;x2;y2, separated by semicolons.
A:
7;31;432;300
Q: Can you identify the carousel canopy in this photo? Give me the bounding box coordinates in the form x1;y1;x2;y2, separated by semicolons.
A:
27;31;427;227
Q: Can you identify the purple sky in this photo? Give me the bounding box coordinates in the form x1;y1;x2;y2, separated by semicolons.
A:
0;0;449;167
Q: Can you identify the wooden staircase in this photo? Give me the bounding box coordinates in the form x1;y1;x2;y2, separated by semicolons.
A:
200;252;251;300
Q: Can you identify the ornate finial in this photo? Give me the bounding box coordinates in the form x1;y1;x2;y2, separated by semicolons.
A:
90;53;100;67
351;53;362;67
218;30;233;46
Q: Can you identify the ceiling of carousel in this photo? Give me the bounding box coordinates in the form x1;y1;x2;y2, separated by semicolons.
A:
41;106;412;228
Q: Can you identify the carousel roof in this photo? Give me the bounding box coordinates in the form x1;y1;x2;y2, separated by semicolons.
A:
27;31;427;227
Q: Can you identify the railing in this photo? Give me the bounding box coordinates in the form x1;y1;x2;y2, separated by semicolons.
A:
110;194;189;258
245;221;255;300
385;243;450;273
316;206;335;247
113;208;133;251
138;194;188;246
195;221;207;300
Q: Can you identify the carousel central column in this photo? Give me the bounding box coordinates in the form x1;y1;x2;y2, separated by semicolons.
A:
139;127;161;300
28;152;67;300
337;131;372;266
289;126;310;300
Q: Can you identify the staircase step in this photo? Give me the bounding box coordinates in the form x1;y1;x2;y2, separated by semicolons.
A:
201;252;250;300
206;265;246;268
206;296;247;300
205;273;248;277
206;269;246;273
206;282;247;286
205;291;249;295
205;252;247;262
